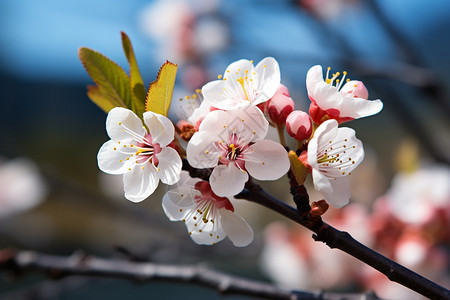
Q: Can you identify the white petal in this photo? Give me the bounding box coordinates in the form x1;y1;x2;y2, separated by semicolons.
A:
106;107;146;141
220;208;254;247
123;165;159;202
307;119;339;169
226;105;269;142
186;131;221;168
245;140;289;180
202;80;244;110
162;188;198;221
198;110;232;138
155;147;182;185
189;222;226;245
312;168;333;196
97;140;133;175
321;177;351;208
188;100;212;126
333;127;365;169
223;59;255;82
338;97;383;119
143;111;175;147
306;65;324;97
210;164;248;197
254;57;280;105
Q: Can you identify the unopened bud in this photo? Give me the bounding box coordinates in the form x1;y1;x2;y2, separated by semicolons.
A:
310;200;329;216
286;110;312;141
340;80;368;99
266;84;295;126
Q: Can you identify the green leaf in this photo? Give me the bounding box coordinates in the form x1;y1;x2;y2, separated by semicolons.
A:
78;47;131;113
87;85;117;113
121;31;146;118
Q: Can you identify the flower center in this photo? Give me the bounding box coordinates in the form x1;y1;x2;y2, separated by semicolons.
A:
325;67;350;91
317;138;357;178
216;133;250;170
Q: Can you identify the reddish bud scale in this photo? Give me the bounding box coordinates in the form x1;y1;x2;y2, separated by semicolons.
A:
310;200;329;216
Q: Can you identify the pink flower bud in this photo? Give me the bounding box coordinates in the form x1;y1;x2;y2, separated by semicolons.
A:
286;110;312;141
340;80;369;99
266;84;295;126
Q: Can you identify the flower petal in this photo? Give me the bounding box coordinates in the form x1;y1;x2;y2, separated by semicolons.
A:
321;177;351;208
307;119;339;169
245;140;289;180
198;110;231;137
123;164;159;202
106;107;146;141
227;105;269;142
220;208;254;247
201;80;240;110
97;140;133;175
186;131;221;168
210;164;248;197
162;187;198;221
311;168;333;196
144;111;175;147
189;221;226;245
156;147;182;185
306;65;324;97
254;57;280;105
337;97;383;119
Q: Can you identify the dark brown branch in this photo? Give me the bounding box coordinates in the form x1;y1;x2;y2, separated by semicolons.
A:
235;181;450;300
0;249;382;300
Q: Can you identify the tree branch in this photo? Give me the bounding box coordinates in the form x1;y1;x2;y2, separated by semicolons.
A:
235;180;450;300
0;249;382;300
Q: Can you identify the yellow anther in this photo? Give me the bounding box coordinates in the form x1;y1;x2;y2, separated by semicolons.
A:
327;67;331;70
118;122;122;125
196;89;201;93
263;65;267;68
192;94;197;99
250;60;253;63
236;77;250;100
218;74;222;79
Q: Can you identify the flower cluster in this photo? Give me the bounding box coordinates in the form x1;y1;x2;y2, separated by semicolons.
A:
97;58;383;246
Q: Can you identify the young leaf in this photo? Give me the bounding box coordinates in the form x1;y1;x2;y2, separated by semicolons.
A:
78;47;131;113
145;61;177;116
87;85;117;113
121;31;146;118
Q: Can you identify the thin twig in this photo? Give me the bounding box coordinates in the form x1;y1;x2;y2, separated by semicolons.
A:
235;180;450;300
0;249;383;300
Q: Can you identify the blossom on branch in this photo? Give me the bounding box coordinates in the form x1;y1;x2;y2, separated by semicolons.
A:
302;119;364;208
162;171;253;246
306;65;383;124
202;57;280;110
97;107;182;202
187;105;290;197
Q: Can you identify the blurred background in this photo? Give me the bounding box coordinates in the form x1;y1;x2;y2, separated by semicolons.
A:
0;0;449;299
